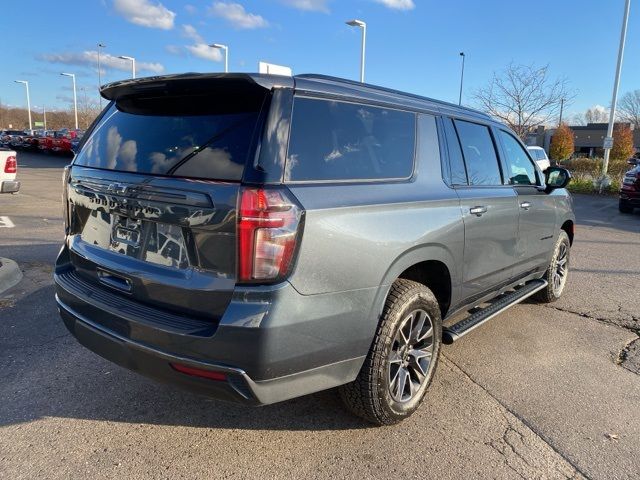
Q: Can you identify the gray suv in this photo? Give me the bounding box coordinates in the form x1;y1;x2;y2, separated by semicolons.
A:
55;73;574;425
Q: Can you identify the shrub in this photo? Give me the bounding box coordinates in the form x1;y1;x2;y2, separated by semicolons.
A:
611;124;634;161
549;124;574;161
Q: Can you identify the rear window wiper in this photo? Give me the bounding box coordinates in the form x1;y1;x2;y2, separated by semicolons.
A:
166;114;256;175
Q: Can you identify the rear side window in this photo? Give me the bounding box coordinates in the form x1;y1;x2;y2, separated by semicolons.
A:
75;99;262;181
453;120;502;186
286;97;415;182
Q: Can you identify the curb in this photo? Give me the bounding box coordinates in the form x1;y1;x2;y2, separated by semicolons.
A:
0;258;23;294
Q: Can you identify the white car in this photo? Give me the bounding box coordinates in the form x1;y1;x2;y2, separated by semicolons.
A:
527;146;551;172
0;148;20;193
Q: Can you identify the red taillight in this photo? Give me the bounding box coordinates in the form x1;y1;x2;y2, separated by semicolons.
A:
237;187;303;283
4;156;16;174
170;363;227;382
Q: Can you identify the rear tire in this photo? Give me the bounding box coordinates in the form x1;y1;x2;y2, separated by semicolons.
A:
533;230;570;303
619;200;634;214
339;279;442;426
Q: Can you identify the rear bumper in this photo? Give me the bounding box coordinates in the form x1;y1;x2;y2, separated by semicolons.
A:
57;298;363;405
54;258;375;404
619;188;640;206
1;180;20;193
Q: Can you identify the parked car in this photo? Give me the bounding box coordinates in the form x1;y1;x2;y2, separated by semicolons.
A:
1;130;27;149
39;130;74;155
0;148;19;193
54;73;574;425
619;161;640;213
20;129;46;150
526;146;551;171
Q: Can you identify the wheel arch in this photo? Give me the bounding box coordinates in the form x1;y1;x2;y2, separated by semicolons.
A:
369;244;457;328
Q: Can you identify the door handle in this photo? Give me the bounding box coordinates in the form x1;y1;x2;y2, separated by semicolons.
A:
520;201;532;210
470;206;487;216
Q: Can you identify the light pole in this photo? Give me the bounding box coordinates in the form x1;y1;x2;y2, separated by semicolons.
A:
210;44;229;72
14;80;32;130
97;43;106;107
601;0;631;188
61;73;78;129
458;52;465;106
346;19;366;83
118;55;136;78
43;106;47;130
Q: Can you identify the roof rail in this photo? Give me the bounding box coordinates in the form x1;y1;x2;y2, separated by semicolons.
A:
295;73;491;119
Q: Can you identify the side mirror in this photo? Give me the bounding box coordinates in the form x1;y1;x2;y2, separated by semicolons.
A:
545;167;571;192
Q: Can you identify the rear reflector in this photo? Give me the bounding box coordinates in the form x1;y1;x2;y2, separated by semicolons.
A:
4;156;16;174
170;363;227;382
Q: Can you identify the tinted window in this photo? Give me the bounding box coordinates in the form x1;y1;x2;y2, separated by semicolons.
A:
286;98;415;181
499;131;539;185
454;120;502;186
75;102;261;181
442;117;468;185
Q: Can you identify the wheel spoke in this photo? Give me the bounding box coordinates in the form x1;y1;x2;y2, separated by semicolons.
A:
389;351;402;365
395;368;409;402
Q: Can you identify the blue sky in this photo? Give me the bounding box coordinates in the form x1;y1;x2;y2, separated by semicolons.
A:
1;0;638;119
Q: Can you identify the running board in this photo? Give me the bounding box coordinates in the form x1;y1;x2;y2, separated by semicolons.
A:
442;279;547;344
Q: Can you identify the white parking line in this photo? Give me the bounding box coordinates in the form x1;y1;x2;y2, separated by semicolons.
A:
0;216;15;228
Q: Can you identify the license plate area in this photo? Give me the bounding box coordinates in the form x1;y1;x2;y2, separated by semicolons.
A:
79;208;190;269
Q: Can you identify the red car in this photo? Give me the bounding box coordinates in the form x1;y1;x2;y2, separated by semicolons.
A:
619;157;640;213
39;130;75;155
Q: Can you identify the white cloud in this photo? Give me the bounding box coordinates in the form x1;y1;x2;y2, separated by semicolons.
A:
165;45;183;55
280;0;330;12
178;24;222;62
182;24;204;43
113;0;176;29
186;43;222;62
184;4;197;14
373;0;415;10
209;2;268;29
40;51;165;74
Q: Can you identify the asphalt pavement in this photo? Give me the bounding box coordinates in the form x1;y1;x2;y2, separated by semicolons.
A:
1;151;639;479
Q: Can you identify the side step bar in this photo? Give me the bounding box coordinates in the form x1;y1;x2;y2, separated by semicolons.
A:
442;279;548;344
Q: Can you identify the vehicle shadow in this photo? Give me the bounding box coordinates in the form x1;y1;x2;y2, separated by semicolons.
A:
0;284;371;431
15;151;72;169
572;194;640;235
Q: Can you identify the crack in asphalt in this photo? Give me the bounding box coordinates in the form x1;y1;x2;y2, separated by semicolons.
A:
542;304;640;374
442;356;588;480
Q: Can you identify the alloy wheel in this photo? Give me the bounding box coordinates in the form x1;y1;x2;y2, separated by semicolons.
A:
388;309;435;403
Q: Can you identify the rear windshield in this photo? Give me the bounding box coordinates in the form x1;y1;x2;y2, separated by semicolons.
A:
74;97;262;181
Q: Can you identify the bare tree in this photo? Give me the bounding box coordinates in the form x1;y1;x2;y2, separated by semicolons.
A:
573;105;609;125
472;63;572;139
618;89;640;129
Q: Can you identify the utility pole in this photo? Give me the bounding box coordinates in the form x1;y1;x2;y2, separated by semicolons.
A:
558;98;564;126
600;0;631;191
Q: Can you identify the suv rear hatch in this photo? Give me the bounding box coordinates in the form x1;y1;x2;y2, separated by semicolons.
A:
60;75;270;321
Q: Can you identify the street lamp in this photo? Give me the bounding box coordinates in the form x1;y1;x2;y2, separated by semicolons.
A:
61;73;78;129
118;55;136;79
346;19;366;83
600;0;631;189
97;42;106;107
458;52;465;106
14;80;32;130
210;44;229;73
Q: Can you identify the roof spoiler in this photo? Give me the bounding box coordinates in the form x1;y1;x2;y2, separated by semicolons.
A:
100;73;295;101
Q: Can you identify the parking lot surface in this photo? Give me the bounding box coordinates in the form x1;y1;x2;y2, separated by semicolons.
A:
1;152;639;479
